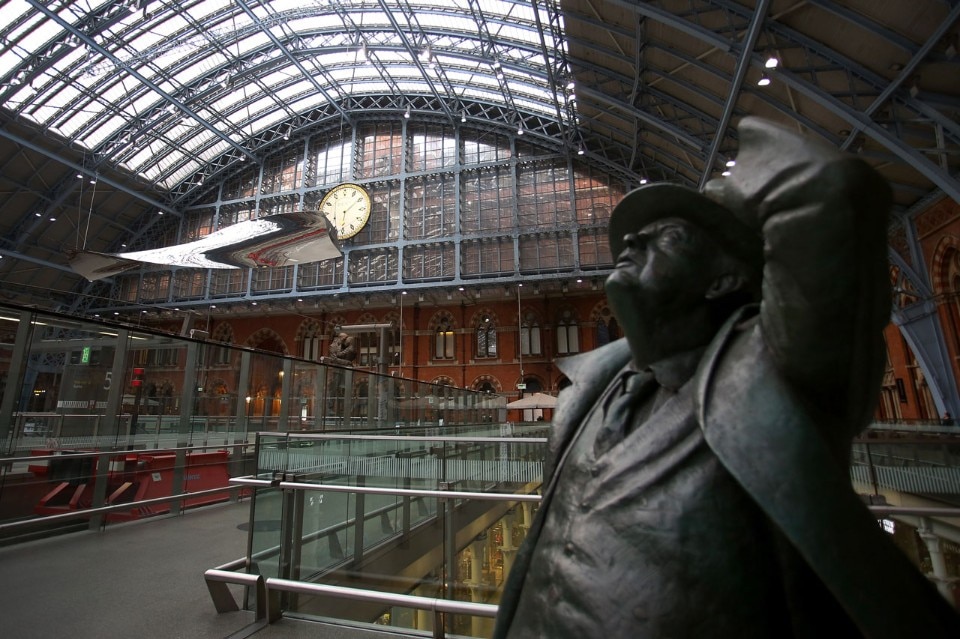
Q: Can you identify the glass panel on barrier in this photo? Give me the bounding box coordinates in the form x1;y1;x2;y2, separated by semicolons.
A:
249;430;547;633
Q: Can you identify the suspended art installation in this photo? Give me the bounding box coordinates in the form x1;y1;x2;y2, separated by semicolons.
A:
67;210;342;281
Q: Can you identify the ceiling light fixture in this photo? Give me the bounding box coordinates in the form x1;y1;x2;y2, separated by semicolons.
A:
765;56;779;69
725;158;736;167
461;111;467;123
757;74;771;87
404;106;411;119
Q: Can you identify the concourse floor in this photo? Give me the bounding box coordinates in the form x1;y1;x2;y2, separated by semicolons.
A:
0;500;415;639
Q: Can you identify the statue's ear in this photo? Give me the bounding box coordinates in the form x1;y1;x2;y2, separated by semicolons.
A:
705;272;746;300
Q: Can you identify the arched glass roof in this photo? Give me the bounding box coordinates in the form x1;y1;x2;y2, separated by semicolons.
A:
0;0;957;312
1;0;577;191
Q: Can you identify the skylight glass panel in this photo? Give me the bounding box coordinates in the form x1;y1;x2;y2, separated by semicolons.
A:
241;95;283;120
273;81;314;101
99;77;139;106
26;100;63;123
514;96;554;117
57;106;98;139
187;0;235;22
248;109;286;136
206;90;254;117
234;32;274;57
127;146;167;177
260;0;306;13
198;140;231;164
348;81;392;95
259;68;299;88
285;94;325;114
223;109;252;128
9;12;58;57
1;0;33;32
125;24;165;53
158;159;200;188
183;129;218;156
82;114;129;147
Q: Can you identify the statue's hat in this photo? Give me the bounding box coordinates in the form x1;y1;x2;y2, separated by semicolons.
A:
608;117;847;271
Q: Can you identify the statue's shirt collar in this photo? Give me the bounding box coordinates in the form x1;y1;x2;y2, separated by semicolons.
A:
636;345;706;392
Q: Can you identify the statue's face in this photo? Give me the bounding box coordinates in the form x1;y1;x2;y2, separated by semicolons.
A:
605;217;723;324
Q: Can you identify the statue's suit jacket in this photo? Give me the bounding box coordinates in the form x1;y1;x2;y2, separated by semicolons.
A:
494;317;960;637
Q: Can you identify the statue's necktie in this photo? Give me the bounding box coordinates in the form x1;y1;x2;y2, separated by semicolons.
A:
594;370;657;456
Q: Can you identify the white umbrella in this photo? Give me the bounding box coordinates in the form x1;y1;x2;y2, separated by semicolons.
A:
505;392;558;409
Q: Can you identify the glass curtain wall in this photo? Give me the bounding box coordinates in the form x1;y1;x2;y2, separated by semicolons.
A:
108;123;625;306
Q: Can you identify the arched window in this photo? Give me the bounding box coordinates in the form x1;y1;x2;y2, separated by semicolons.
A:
477;381;497;394
476;314;497;358
556;309;580;355
520;311;541;356
435;317;455;360
596;312;620;346
211;323;234;366
299;320;323;361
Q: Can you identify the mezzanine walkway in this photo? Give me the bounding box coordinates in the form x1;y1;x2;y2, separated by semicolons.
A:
0;499;414;639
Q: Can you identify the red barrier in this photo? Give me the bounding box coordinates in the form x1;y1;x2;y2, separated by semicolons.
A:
34;450;234;521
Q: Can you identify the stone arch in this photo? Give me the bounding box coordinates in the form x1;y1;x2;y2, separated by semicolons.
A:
246;327;289;355
931;234;960;296
468;306;501;327
295;317;324;341
383;309;402;328
327;314;348;335
211;322;234;343
471;374;503;393
427;309;458;331
554;303;581;323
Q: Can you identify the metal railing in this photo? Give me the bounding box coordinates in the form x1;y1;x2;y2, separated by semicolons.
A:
206;481;540;638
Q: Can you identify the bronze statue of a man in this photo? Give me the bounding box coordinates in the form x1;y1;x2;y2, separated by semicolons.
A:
493;118;960;637
326;332;357;366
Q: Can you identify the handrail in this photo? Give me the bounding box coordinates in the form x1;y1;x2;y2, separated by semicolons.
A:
275;479;542;502
260;433;548;443
265;577;497;638
0;441;254;465
867;505;960;518
0;484;245;534
229;476;543;502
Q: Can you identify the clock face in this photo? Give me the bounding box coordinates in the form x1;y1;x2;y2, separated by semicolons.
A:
319;183;371;240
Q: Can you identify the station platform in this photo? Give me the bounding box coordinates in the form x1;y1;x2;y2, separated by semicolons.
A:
0;500;411;639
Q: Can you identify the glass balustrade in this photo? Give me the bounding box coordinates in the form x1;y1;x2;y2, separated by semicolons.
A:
0;301;508;542
234;431;547;635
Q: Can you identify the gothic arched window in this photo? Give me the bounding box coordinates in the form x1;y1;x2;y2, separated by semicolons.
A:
556;309;580;355
435;317;455;360
476;315;497;358
520;311;542;356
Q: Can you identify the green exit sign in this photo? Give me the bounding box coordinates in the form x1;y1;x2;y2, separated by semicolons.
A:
81;346;91;364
